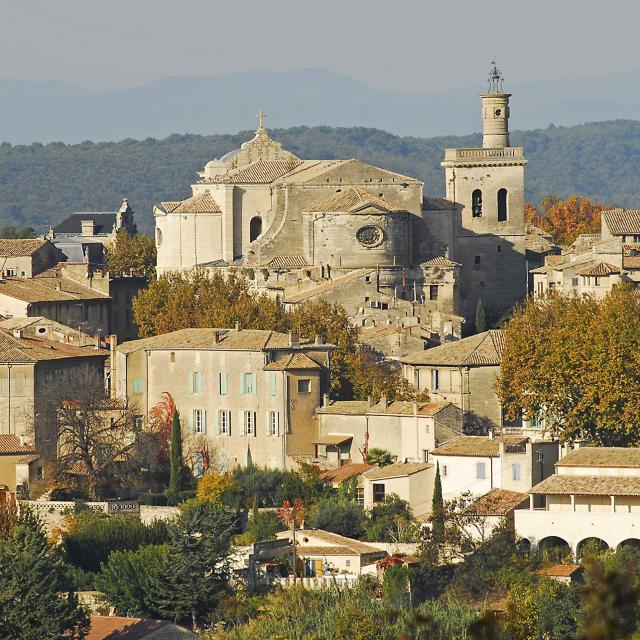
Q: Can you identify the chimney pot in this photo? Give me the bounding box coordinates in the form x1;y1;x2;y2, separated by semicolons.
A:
367;395;374;407
322;393;330;408
235;321;242;332
488;428;494;440
12;329;22;339
380;394;388;408
289;331;300;347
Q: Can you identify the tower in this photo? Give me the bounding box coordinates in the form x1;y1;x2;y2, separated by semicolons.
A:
442;62;528;322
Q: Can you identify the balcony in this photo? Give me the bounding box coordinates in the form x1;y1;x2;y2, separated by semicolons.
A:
442;147;526;166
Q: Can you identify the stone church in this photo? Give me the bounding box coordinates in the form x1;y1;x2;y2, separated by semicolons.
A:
155;64;541;350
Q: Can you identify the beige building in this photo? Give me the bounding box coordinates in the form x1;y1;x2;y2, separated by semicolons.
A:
0;434;39;494
315;398;462;467
114;327;332;470
0;239;65;279
400;330;509;431
516;447;640;558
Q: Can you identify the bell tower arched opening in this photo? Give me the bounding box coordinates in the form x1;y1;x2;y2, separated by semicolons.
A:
250;216;263;242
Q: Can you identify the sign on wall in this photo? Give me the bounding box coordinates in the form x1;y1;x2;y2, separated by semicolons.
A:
106;500;140;516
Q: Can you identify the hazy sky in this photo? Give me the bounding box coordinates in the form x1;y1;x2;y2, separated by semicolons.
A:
2;1;638;93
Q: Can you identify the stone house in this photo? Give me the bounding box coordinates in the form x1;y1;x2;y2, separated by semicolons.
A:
114;327;332;470
0;434;39;494
429;434;559;500
362;462;433;517
515;447;640;559
400;329;509;431
0;239;65;278
314;398;462;467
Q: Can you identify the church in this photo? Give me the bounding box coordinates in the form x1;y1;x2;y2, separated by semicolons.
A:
154;64;543;349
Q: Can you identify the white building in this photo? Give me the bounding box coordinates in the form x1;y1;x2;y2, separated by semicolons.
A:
515;447;640;558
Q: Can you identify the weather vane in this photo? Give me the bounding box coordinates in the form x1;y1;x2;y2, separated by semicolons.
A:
488;60;504;93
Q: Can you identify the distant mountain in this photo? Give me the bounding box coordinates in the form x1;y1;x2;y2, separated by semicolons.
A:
3;68;640;143
1;120;640;236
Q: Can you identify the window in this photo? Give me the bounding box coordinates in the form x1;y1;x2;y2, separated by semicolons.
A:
219;372;228;395
356;487;364;506
269;411;280;437
190;371;203;394
429;285;439;301
373;483;386;503
132;377;144;394
472;189;483;217
249;216;263;242
413;368;420;388
497;245;502;253
442;465;448;477
345;559;351;567
474;255;481;266
497;188;508;221
245;411;256;436
4;268;15;277
512;463;521;481
572;277;579;287
170;352;176;364
219;410;231;435
476;462;486;480
193;409;206;434
268;372;277;396
241;372;257;394
537;282;544;296
423;450;429;463
431;369;439;391
297;379;311;393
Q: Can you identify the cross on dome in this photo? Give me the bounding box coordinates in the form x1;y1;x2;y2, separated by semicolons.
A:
257;110;267;130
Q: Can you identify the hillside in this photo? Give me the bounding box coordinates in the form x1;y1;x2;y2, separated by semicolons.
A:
1;119;639;235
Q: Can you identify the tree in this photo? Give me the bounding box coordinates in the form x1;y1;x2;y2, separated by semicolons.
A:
475;298;486;333
95;544;168;618
153;500;237;629
431;463;445;544
105;228;157;280
497;286;640;445
0;494;18;539
366;448;394;467
525;195;605;246
277;499;305;583
363;495;417;542
0;510;89;639
41;365;145;499
196;471;232;504
309;498;366;539
167;408;191;498
148;392;175;465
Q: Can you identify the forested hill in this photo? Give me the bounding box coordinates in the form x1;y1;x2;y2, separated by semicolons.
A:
1;119;640;235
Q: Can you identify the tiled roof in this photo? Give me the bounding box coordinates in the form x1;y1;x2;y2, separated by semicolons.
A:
295;545;364;556
623;244;640;269
423;197;457;211
160;192;221;214
363;462;431;480
0;330;106;363
317;399;451;417
266;256;309;268
283;268;376;304
537;564;582;578
117;328;329;354
263;352;322;370
578;262;620;276
0;239;47;257
313;434;353;445
465;488;528;516
0;276;110;303
16;454;39;464
557;447;640;468
0;435;37;455
431;435;528;458
400;330;504;366
602;208;640;235
87;615;193;640
208;159;302;184
422;256;459;268
309;187;399;213
320;463;374;484
297;529;384;555
530;474;640;496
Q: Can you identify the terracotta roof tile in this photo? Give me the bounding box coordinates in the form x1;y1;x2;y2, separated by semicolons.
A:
0;239;47;257
363;462;431;480
465;488;528;516
602;209;640;235
0;276;109;303
264;352;322;370
557;447;640;468
266;256;309;268
0;330;106;363
296;529;384;555
530;474;640;496
422;256;459;268
209;159;302;184
87;615;193;640
0;435;37;455
537;564;582;578
400;330;504;366
431;435;528;458
320;463;374;484
578;262;620;276
161;192;221;214
309;187;399;213
317;399;451;417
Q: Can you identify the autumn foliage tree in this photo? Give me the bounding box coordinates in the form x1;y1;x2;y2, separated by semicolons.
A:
496;285;640;446
524;195;606;246
105;229;157;280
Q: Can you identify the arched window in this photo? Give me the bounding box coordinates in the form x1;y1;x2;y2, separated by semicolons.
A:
497;188;508;222
249;216;262;242
472;189;482;218
156;228;163;247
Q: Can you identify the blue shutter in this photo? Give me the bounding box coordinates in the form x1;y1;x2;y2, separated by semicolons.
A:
219;373;228;395
249;373;257;394
269;372;277;396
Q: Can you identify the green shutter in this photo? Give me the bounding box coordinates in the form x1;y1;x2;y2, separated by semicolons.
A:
269;372;277;396
188;411;194;434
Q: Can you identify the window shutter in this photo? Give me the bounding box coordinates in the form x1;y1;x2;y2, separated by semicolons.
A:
252;412;257;437
227;411;232;436
239;411;246;436
219;373;228;396
202;410;207;435
188;411;194;434
274;412;280;437
196;372;203;394
265;411;271;437
269;372;277;396
189;372;195;394
249;373;257;394
240;373;246;395
215;410;221;435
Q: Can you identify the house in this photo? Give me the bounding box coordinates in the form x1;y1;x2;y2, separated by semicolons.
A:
462;488;528;540
537;564;583;584
515;447;640;559
362;462;433;516
0;328;108;475
400;330;511;431
277;528;387;578
429;435;558;500
115;327;332;470
320;462;374;505
0;434;39;495
315;398;462;467
0;239;65;278
87;616;194;640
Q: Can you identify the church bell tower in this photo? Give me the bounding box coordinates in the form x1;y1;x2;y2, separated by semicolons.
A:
481;62;510;148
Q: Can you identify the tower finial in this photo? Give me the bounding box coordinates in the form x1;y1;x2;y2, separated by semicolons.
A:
487;60;504;93
257;110;266;130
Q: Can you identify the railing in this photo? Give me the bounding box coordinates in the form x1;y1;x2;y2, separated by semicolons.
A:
443;147;525;161
275;575;359;589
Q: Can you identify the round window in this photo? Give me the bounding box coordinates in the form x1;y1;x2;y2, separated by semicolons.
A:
494;108;502;117
356;225;384;247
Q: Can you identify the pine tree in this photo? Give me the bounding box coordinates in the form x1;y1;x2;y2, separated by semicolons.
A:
167;408;190;498
0;510;89;639
475;298;486;334
431;462;445;544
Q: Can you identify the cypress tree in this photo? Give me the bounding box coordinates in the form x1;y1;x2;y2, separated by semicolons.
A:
168;408;189;498
0;510;90;639
431;462;445;544
475;298;486;334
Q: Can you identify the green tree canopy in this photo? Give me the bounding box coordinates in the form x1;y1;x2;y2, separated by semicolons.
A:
308;498;366;539
105;229;157;279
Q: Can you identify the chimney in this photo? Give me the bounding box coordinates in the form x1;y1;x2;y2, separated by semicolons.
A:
235;321;242;332
488;428;495;440
12;329;22;339
367;395;374;407
322;393;330;408
56;282;62;291
413;400;418;416
81;219;95;237
289;331;300;347
380;394;388;408
213;331;220;344
314;334;321;345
